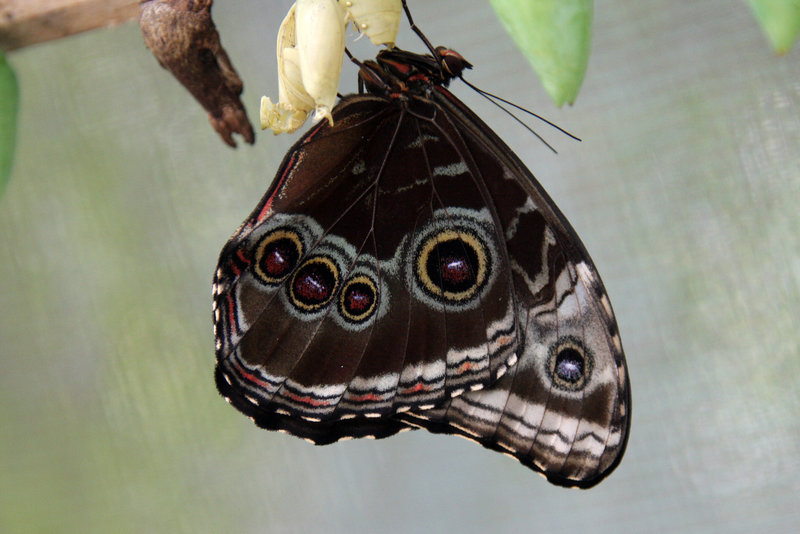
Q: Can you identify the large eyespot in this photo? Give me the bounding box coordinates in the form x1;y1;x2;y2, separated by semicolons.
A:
339;274;378;324
415;228;489;303
548;339;593;391
289;256;340;311
253;228;303;285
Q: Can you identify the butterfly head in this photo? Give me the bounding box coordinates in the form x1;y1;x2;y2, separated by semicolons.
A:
434;46;473;78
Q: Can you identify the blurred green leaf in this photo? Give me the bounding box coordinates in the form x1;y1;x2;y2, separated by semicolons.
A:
0;51;19;198
489;0;592;106
748;0;800;54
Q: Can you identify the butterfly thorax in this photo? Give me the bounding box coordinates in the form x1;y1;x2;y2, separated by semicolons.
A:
358;47;473;104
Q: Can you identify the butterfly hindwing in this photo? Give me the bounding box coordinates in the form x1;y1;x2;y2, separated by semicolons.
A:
394;84;630;487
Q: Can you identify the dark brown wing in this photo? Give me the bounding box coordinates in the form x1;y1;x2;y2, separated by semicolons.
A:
214;95;520;443
394;85;630;488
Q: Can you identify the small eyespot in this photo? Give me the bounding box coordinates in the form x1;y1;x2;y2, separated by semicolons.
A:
289;256;339;311
339;274;378;323
415;229;489;303
253;228;303;285
548;339;593;391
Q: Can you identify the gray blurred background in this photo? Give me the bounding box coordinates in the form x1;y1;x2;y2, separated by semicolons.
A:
2;1;798;532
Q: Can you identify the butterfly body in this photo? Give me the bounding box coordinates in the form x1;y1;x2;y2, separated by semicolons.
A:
214;47;630;487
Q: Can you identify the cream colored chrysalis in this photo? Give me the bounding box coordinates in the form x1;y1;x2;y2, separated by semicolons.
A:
343;0;401;47
261;0;346;134
260;0;402;134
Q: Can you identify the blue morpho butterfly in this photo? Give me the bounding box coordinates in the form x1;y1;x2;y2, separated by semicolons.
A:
212;6;630;488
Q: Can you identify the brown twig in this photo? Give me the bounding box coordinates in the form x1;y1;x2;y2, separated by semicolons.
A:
139;0;254;147
0;0;139;51
1;0;255;148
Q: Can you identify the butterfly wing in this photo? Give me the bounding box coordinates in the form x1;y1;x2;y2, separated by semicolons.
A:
390;85;630;488
214;62;629;486
214;95;521;442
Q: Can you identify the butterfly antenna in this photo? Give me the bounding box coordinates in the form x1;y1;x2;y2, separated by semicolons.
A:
460;77;582;143
465;83;558;153
399;1;579;152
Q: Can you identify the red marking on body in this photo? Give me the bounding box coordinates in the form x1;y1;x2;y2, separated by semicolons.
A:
434;85;458;103
382;58;411;75
438;49;464;61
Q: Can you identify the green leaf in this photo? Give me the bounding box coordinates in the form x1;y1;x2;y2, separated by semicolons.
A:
0;51;19;198
748;0;800;54
489;0;592;106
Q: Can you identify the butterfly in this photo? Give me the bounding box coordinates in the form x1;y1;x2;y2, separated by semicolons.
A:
213;34;630;489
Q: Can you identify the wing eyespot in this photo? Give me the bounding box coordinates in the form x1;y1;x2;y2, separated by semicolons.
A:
408;209;497;310
253;228;304;285
547;338;594;391
288;255;340;311
338;274;379;324
415;229;488;301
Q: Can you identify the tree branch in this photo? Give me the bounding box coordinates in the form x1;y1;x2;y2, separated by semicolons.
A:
139;0;254;147
0;0;139;51
1;0;255;148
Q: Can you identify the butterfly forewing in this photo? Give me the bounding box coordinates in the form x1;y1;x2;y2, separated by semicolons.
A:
214;45;629;488
214;96;521;434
